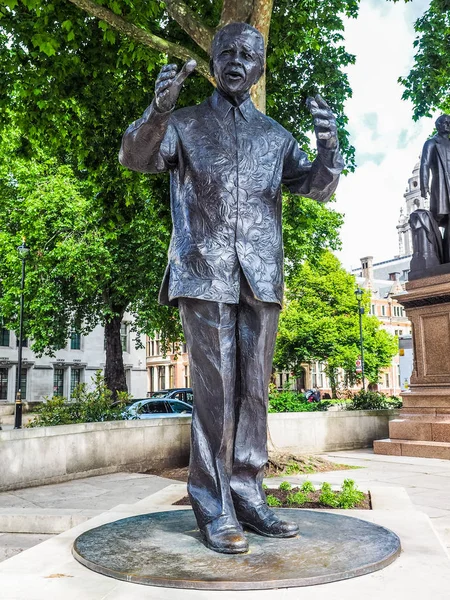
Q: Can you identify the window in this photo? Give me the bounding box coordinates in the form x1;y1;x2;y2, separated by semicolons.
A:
16;367;27;400
184;365;190;388
381;305;386;316
70;333;81;350
0;368;8;400
149;366;155;392
0;328;10;347
139;400;169;414
371;304;376;316
16;337;28;347
169;365;175;388
182;343;187;353
70;368;81;395
158;366;166;390
120;323;128;353
385;373;390;388
169;400;192;414
53;368;64;397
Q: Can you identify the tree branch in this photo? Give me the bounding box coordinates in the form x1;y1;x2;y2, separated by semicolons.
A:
164;0;214;54
219;0;254;27
66;0;213;82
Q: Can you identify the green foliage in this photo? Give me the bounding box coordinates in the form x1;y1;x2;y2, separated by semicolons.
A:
318;482;339;508
274;251;398;389
278;481;292;491
390;0;450;119
286;491;308;506
284;461;315;475
27;372;131;427
300;480;316;493
0;0;356;388
268;390;331;413
348;390;403;411
266;494;282;507
337;479;365;509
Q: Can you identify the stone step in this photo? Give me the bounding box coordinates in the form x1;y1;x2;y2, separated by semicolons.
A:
402;394;450;409
389;418;450;443
0;508;101;534
374;438;450;459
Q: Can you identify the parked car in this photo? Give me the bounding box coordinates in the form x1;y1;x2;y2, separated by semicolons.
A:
123;398;193;419
148;387;194;405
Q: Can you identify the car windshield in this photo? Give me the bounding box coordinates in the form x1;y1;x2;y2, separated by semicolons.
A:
150;391;169;398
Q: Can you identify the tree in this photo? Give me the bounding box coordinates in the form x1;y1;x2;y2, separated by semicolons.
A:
274;251;398;395
390;0;450;119
0;0;356;396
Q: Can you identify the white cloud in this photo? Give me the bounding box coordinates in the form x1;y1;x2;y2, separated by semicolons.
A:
335;0;434;271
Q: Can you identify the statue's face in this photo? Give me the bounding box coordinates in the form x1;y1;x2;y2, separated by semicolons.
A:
436;115;450;135
212;31;263;97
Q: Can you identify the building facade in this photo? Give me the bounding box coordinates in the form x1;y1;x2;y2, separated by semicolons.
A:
146;334;190;393
0;316;147;404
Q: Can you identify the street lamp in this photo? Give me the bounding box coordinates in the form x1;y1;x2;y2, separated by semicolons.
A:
355;287;365;391
14;240;30;429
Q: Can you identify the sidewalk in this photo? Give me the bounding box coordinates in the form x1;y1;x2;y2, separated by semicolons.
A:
1;449;450;558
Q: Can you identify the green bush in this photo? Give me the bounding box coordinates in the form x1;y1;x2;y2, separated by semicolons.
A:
300;480;315;493
279;481;292;491
318;482;339;507
27;372;131;427
266;494;282;507
337;479;365;509
286;491;308;505
268;390;331;413
347;390;402;411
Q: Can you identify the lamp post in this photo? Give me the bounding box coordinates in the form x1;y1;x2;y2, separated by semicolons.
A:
14;240;30;430
355;287;365;391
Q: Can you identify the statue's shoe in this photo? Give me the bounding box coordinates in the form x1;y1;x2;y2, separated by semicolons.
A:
201;518;249;554
236;503;299;538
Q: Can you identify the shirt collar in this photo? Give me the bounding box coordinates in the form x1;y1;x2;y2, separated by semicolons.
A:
210;90;256;122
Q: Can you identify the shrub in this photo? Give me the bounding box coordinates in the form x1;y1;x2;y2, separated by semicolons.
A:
347;390;402;411
279;481;292;491
337;479;365;509
318;482;339;507
27;372;131;427
268;390;331;413
266;494;282;507
300;480;315;493
286;491;308;505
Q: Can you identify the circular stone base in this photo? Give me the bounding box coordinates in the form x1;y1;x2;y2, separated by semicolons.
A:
73;509;401;590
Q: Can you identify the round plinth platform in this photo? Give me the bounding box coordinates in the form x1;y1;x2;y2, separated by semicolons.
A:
73;509;401;590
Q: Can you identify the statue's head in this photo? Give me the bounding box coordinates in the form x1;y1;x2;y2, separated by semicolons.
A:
435;114;450;135
210;22;265;97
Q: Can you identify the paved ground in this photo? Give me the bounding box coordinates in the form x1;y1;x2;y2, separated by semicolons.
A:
0;472;178;561
1;449;450;561
276;448;450;553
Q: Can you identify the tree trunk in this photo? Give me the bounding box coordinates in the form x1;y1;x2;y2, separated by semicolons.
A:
104;314;128;402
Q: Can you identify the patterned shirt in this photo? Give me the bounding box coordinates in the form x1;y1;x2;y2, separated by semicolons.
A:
119;91;344;305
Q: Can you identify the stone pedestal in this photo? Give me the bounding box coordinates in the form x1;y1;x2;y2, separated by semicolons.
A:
375;272;450;459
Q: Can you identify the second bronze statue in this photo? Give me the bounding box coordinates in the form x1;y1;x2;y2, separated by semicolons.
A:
119;22;344;554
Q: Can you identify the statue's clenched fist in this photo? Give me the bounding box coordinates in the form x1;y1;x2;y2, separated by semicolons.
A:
155;59;197;113
306;94;338;150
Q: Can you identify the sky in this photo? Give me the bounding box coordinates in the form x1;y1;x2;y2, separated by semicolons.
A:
334;0;433;271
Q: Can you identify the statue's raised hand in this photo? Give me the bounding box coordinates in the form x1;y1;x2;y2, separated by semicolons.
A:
155;60;197;113
306;94;338;150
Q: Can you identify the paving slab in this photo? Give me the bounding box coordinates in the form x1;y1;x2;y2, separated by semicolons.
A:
0;485;449;599
0;533;53;562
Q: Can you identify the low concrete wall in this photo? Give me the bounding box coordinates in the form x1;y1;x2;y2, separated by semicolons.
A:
0;418;191;492
0;410;396;492
268;410;397;453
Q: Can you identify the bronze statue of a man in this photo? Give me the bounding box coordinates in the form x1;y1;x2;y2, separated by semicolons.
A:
119;22;343;554
410;114;450;272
